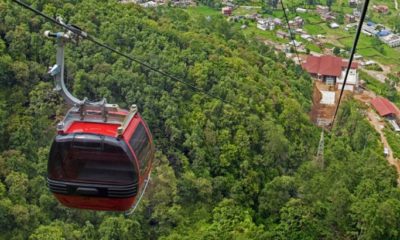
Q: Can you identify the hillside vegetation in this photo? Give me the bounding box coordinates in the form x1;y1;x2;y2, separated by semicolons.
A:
1;1;400;239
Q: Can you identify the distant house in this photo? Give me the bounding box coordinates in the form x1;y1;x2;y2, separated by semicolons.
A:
316;5;336;21
301;34;313;41
257;18;275;31
349;0;358;7
244;14;253;20
296;7;307;13
329;22;340;29
276;30;289;39
245;14;259;20
228;16;241;22
294;16;304;25
362;22;379;35
371;97;399;118
172;0;194;7
371;97;400;132
141;1;157;7
288;16;304;28
302;55;359;91
345;14;356;23
316;5;329;15
253;14;262;19
221;0;234;5
321;12;336;21
221;6;233;16
380;34;400;47
273;18;282;25
373;5;389;14
353;9;361;17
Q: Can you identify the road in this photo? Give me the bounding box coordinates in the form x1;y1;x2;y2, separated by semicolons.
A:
354;91;400;184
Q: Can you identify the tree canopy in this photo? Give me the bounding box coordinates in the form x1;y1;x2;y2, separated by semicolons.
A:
1;0;400;239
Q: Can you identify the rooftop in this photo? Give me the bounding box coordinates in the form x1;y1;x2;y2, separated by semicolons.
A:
302;55;358;77
371;97;399;117
381;34;400;42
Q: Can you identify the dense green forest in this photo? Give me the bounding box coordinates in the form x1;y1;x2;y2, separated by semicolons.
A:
1;0;400;239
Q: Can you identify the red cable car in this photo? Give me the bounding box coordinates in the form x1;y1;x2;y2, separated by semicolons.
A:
45;29;154;212
47;104;154;212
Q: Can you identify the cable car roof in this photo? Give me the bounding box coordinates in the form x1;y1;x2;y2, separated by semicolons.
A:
66;122;122;137
58;104;139;138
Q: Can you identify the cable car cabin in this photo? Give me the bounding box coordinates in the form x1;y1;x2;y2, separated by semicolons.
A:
48;104;154;212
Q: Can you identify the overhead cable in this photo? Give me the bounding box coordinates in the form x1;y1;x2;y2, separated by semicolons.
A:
11;0;233;106
331;0;370;126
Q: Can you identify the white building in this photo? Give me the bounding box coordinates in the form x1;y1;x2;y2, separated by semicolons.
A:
329;22;340;29
140;1;157;7
337;68;358;91
301;34;313;41
380;34;400;47
296;7;307;13
361;22;384;35
257;19;275;31
349;0;358;7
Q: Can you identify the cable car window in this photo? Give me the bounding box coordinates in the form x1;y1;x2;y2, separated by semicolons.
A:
129;123;151;173
49;135;136;184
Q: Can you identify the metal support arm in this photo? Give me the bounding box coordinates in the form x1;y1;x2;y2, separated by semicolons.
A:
46;29;117;122
48;32;83;106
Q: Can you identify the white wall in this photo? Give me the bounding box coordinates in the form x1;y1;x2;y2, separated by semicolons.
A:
337;69;357;85
337;84;354;91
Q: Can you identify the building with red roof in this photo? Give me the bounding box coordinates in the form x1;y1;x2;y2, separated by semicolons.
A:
371;97;399;117
221;6;232;16
302;55;359;91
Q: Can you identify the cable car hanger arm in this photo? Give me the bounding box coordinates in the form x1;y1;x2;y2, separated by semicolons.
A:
44;18;130;125
45;25;88;107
